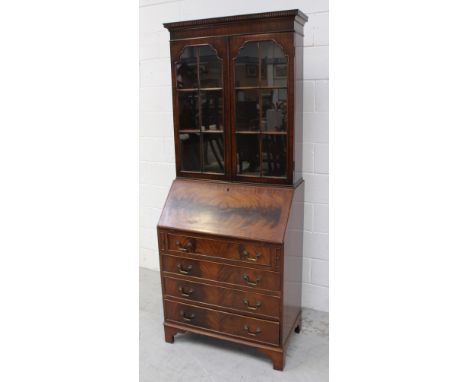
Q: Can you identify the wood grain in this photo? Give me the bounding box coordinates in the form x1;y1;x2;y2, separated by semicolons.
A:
164;299;280;345
158;179;293;243
161;254;281;292
158;8;307;371
165;10;305;186
163;275;281;319
163;9;308;30
282;180;304;344
166;232;277;267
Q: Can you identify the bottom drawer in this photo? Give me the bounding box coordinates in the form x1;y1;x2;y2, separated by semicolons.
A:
164;299;279;346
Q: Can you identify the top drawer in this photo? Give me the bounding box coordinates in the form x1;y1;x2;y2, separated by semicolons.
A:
165;232;278;268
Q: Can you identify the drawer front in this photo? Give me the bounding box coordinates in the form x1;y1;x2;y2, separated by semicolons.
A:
165;299;279;345
162;254;280;292
166;233;276;267
163;276;280;319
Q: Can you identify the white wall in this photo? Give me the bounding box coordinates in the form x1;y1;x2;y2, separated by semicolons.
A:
140;0;329;312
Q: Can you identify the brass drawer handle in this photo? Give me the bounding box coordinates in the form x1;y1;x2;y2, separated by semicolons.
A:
242;274;261;287
175;239;195;253
239;248;262;262
243;298;262;311
177;263;193;275
243;324;261;337
180;310;195;322
178;286;194;297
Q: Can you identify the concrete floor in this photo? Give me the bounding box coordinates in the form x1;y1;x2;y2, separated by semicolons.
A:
140;268;329;382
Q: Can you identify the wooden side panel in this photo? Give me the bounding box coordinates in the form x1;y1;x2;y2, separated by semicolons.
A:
282;180;304;344
158;179;293;244
293;32;304;184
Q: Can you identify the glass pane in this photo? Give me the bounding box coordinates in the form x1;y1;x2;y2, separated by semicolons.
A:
236;134;260;176
180;133;200;171
261;89;287;132
261;135;287;177
235;42;258;87
202;133;224;173
235;90;259;131
260;41;287;88
199;45;222;88
176;47;198;89
200;91;223;131
178;92;199;131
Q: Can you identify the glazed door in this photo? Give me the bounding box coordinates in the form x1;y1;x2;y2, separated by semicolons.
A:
229;33;294;184
170;37;230;179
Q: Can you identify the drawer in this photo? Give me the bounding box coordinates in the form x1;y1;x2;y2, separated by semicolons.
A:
163;276;280;319
166;232;276;267
164;299;280;345
162;254;280;292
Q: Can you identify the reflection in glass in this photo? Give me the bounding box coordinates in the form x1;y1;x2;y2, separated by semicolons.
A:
261;89;287;132
260;41;287;88
235;42;259;87
236;134;260;175
261;135;286;177
200;91;223;131
199;45;222;88
236;90;259;131
202;133;224;173
176;47;198;89
176;45;225;175
178;92;199;130
180;133;201;171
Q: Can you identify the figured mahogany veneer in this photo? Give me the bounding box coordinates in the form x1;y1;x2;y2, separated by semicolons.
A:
162;254;281;291
158;9;307;371
158;178;294;243
166;232;278;267
158;179;304;370
163;276;281;319
165;300;280;346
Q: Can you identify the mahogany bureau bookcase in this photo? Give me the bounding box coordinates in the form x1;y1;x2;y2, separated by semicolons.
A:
157;9;307;370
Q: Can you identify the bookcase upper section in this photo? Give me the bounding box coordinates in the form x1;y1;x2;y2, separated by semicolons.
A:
164;10;307;185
